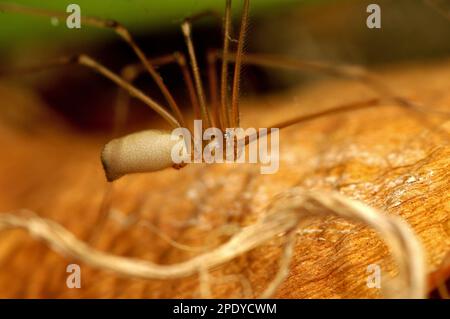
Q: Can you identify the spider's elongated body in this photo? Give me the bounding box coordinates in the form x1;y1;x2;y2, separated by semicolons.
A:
101;130;188;181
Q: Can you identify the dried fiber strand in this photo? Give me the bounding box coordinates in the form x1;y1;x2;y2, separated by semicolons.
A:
0;190;425;298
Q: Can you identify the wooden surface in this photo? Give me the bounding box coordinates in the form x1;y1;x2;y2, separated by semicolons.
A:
0;60;449;298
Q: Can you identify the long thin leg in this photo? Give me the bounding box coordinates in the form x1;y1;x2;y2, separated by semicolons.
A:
113;65;136;136
222;51;400;98
172;52;202;120
178;9;227;129
1;54;182;245
207;49;222;130
206;50;449;147
230;0;250;128
207;52;448;142
181;20;212;128
114;52;200;135
119;52;200;117
221;0;233;129
0;2;184;126
214;51;450;117
79;55;182;128
216;49;450;143
177;7;233;129
244;98;381;145
3;54;181;128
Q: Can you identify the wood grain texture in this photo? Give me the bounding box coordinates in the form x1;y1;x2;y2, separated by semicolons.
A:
0;60;449;298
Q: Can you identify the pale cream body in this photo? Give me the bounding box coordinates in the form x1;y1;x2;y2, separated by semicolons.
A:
101;130;186;181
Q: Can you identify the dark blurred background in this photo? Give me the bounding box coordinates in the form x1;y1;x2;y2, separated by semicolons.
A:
0;0;449;132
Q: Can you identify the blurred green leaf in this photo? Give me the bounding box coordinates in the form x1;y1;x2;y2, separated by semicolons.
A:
0;0;307;47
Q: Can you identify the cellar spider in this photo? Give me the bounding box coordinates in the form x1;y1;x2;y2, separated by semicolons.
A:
1;0;449;299
0;1;448;182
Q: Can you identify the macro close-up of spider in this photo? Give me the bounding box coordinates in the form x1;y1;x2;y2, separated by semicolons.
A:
0;0;449;305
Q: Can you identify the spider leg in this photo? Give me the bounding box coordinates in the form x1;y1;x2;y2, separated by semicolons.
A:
1;54;181;128
115;52;199;135
0;2;184;125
